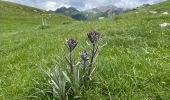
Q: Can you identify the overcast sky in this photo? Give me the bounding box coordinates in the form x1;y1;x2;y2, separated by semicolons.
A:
4;0;164;11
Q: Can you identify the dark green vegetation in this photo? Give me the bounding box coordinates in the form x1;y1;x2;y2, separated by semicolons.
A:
0;0;170;99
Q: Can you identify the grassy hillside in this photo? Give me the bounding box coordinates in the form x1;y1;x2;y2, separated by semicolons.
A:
0;1;72;36
0;0;170;99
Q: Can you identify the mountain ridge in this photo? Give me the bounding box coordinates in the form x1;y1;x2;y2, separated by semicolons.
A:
54;5;124;20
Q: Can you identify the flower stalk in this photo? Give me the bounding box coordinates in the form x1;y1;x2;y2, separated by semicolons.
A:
69;51;74;74
79;50;88;73
65;38;78;74
87;32;101;76
88;43;96;75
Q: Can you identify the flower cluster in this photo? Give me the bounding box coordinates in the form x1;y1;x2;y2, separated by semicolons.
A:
80;50;88;61
67;38;78;52
87;32;101;43
45;31;103;100
61;31;102;99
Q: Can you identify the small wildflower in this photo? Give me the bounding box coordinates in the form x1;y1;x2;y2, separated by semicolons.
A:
67;38;78;52
80;50;88;61
87;32;101;43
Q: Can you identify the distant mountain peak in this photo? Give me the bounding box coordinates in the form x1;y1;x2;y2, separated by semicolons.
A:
55;6;79;15
54;6;86;20
68;7;79;11
55;7;79;12
95;5;117;12
53;5;124;20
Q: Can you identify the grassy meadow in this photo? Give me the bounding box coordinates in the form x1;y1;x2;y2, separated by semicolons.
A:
0;0;170;99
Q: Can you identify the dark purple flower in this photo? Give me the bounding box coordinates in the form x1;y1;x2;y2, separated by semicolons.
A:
67;38;78;52
87;32;101;43
80;50;88;61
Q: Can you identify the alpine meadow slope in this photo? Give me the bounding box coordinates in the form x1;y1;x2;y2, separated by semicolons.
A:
0;1;73;36
0;0;170;99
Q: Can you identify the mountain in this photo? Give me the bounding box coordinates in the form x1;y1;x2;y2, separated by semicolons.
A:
55;7;79;16
55;7;87;20
54;5;124;20
102;6;124;17
86;5;121;13
84;5;124;19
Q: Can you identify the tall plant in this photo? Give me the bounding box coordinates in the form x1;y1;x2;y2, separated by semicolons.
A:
46;32;101;99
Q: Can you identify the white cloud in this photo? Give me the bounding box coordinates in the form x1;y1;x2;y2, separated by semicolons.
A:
45;1;69;10
46;1;58;9
114;0;146;9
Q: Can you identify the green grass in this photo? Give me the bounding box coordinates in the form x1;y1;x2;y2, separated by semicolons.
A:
0;1;73;37
0;0;170;99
